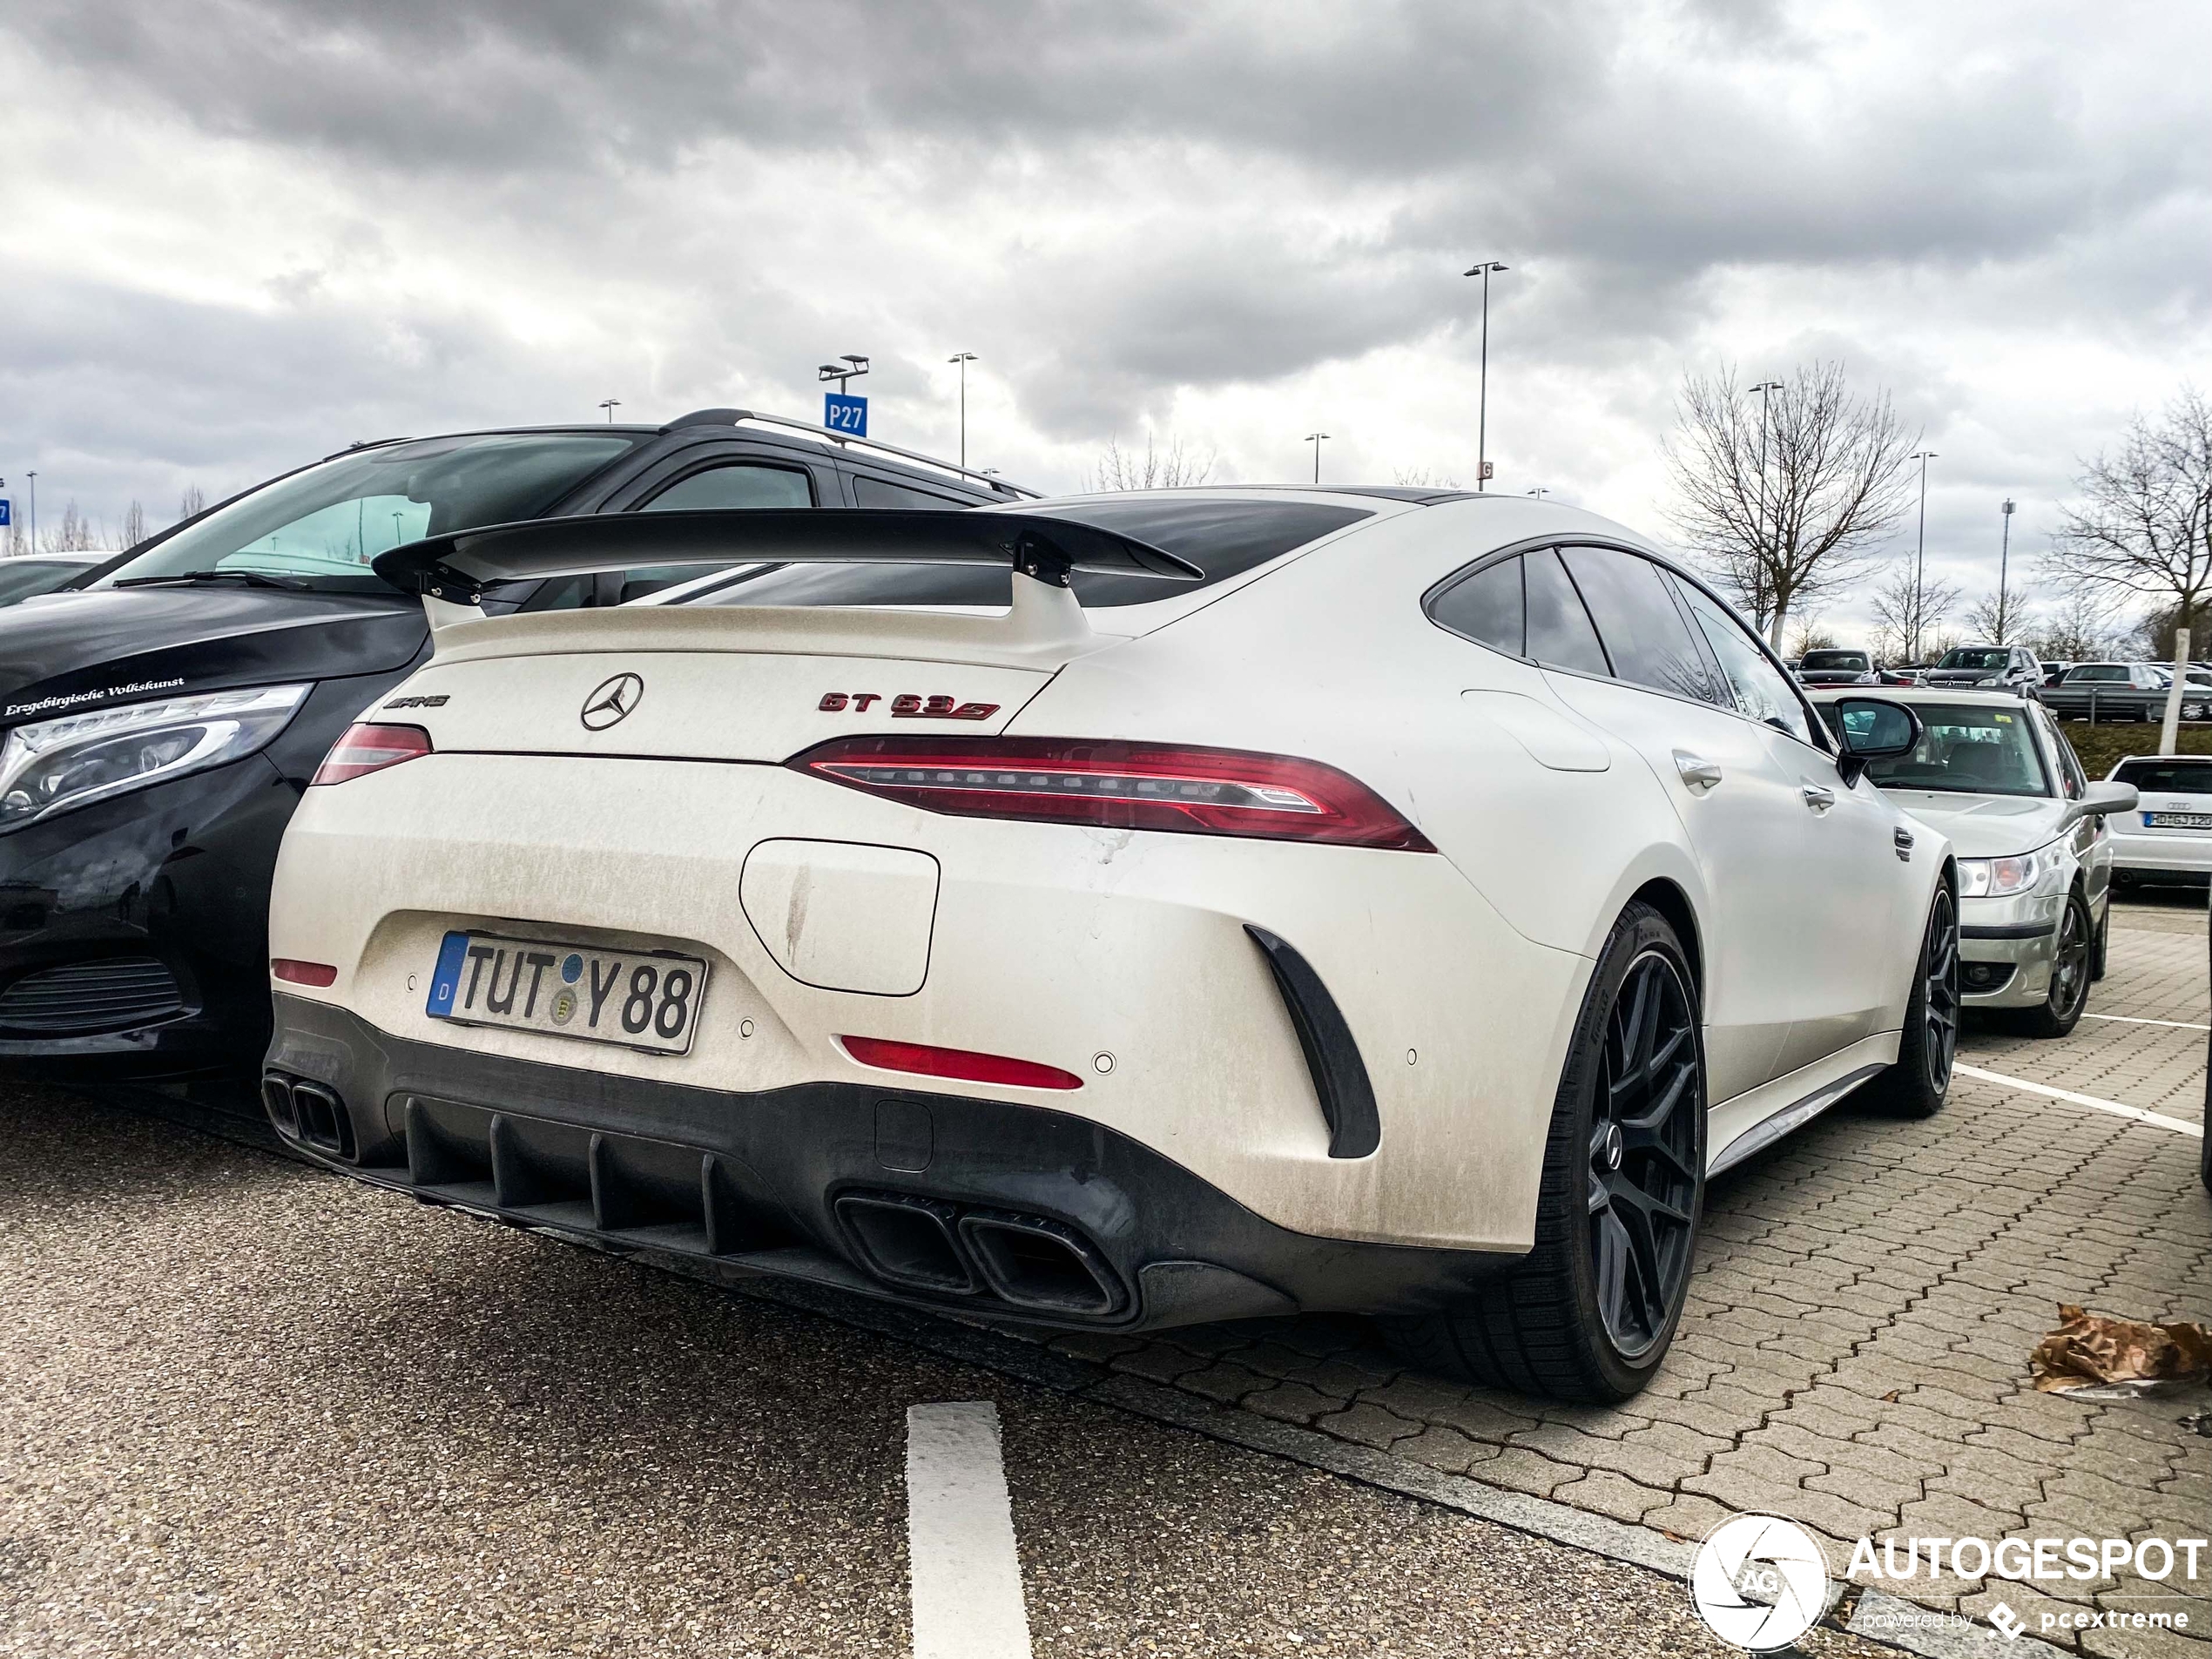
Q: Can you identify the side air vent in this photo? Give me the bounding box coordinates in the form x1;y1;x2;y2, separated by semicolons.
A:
1243;926;1381;1159
0;957;186;1034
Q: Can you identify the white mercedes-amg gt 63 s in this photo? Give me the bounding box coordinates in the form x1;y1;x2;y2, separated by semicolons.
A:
260;489;1959;1401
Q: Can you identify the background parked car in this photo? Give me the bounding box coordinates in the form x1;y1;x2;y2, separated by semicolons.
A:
1920;644;2043;698
0;410;1022;1081
1795;648;1881;686
2040;660;2074;686
2039;661;2172;722
2145;664;2212;722
0;553;105;606
1813;687;2133;1036
2105;753;2212;888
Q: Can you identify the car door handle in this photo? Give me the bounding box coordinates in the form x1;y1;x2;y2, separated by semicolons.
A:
1801;783;1837;812
1673;752;1723;792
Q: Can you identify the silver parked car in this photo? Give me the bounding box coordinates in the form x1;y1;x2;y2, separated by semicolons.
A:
1813;688;2134;1036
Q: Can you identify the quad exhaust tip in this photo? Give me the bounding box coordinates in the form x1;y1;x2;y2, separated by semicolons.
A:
834;1190;1128;1318
260;1072;356;1161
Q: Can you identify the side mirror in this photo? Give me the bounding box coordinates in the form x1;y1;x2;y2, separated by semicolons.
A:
2065;780;2139;825
1831;697;1924;786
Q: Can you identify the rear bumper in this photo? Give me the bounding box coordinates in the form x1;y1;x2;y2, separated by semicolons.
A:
266;995;1513;1332
2107;828;2212;877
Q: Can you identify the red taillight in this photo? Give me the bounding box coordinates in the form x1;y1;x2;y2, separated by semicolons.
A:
312;723;432;786
789;737;1435;851
272;958;338;987
840;1035;1083;1091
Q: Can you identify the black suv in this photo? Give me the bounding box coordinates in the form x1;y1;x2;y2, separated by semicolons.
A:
0;409;1024;1079
1921;644;2043;697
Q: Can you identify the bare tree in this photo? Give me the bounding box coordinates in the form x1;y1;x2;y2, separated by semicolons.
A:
41;502;101;554
120;500;149;550
1786;616;1838;658
177;485;207;523
2047;386;2212;682
1867;563;1962;665
1964;591;2019;644
1088;434;1216;492
2023;588;2121;662
1393;467;1462;489
1664;361;1921;649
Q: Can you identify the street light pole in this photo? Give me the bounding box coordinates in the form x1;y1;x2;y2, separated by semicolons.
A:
25;472;35;550
1909;450;1939;662
598;399;621;422
948;353;977;469
1305;432;1330;484
1463;260;1508;490
1999;497;2015;644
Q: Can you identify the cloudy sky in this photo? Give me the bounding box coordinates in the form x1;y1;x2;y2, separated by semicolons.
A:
2;0;2207;644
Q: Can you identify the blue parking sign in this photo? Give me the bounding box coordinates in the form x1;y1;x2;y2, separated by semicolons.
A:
824;393;867;436
0;500;10;528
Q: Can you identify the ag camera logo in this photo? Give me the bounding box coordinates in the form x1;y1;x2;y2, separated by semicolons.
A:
1691;1514;1831;1651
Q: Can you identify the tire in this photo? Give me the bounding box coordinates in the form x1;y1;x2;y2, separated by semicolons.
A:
1864;885;1959;1118
1381;901;1705;1402
2011;889;2094;1038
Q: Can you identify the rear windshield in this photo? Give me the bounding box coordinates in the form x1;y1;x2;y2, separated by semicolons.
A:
93;432;643;595
1801;651;1871;671
1821;701;2052;798
2114;759;2212;795
1937;648;2011;671
685;498;1373;610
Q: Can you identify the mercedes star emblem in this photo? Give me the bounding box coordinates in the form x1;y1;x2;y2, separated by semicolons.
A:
580;672;644;731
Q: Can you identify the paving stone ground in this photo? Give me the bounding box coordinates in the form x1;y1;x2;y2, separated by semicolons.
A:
1035;897;2212;1656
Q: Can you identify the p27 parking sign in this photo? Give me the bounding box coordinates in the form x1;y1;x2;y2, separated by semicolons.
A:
823;393;867;436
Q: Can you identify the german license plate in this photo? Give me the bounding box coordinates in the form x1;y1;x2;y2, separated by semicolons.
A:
2146;812;2212;829
425;931;709;1055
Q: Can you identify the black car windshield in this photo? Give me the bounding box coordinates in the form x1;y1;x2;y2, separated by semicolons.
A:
2114;759;2212;795
92;433;641;595
685;498;1373;610
1801;651;1870;671
1936;648;2011;671
1825;702;2052;797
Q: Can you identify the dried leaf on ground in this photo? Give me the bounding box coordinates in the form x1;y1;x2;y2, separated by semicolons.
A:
2030;1303;2212;1393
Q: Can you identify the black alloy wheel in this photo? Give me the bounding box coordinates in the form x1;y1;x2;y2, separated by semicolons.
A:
1588;951;1702;1359
1866;885;1958;1116
2018;890;2094;1038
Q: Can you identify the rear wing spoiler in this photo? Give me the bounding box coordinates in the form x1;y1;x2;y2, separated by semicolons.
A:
371;509;1203;607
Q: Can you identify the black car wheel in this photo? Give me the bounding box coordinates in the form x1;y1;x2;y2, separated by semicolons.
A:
1383;901;1704;1401
1865;886;1959;1117
2014;890;2094;1038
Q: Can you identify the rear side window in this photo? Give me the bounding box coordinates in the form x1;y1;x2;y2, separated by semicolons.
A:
2114;759;2212;795
692;498;1372;611
644;462;814;510
1559;546;1713;702
1678;583;1815;745
852;475;969;509
2068;665;2126;683
1427;556;1525;655
1522;550;1610;677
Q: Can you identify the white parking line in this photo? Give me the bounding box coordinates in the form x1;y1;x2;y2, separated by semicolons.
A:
907;1401;1034;1659
1953;1062;2204;1138
2084;1011;2212;1032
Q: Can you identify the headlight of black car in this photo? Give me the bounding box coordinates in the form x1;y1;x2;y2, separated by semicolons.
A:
0;684;311;830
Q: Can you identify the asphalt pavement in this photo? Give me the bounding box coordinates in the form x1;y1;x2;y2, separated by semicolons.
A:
0;1083;1912;1659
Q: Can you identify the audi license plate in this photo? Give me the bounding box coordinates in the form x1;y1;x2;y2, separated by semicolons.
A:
2145;812;2212;830
425;931;708;1054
